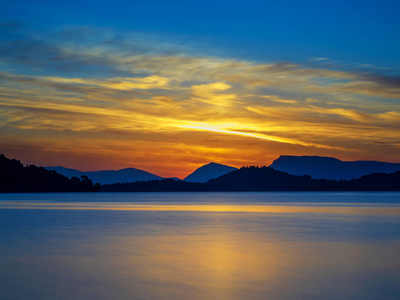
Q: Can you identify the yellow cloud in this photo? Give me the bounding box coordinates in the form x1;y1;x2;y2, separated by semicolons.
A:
258;95;299;104
191;82;240;107
102;76;171;90
41;75;172;90
177;123;348;150
1;31;400;173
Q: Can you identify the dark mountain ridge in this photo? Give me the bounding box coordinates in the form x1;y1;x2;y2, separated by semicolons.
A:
3;153;399;192
206;166;322;191
206;166;400;191
102;166;400;192
45;166;163;185
46;162;237;185
184;162;238;183
270;155;400;180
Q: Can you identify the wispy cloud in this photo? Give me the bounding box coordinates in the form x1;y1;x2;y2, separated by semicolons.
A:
1;26;399;175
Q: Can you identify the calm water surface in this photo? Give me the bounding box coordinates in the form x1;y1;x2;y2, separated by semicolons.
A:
1;192;400;300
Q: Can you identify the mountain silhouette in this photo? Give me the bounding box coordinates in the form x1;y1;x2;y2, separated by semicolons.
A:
184;162;238;183
270;155;400;180
102;166;400;192
1;154;99;192
205;166;326;191
3;153;399;192
45;166;163;185
206;166;400;191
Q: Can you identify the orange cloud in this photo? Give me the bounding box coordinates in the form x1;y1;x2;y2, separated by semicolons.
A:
1;29;400;175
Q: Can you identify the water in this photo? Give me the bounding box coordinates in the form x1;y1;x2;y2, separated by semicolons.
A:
1;192;400;300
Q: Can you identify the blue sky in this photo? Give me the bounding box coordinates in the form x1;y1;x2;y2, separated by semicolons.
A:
1;0;400;176
3;0;400;67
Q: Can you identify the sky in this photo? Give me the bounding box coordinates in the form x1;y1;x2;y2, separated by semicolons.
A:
1;0;400;178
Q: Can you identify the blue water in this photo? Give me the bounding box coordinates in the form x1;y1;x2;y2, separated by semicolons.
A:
1;192;400;300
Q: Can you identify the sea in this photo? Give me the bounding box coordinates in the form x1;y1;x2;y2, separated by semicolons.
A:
1;192;400;300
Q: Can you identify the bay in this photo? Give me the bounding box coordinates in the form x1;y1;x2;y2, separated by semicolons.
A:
1;192;400;300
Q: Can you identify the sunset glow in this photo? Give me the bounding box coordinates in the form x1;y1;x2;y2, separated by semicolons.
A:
1;1;399;178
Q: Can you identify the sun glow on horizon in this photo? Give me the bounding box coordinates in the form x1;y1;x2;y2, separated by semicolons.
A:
0;23;399;176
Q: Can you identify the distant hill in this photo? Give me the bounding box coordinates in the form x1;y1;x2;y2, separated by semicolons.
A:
270;155;400;180
184;162;238;183
206;166;400;191
206;166;329;191
0;154;99;192
101;166;400;192
45;166;163;185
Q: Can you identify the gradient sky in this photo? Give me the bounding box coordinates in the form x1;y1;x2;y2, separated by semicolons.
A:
1;0;400;178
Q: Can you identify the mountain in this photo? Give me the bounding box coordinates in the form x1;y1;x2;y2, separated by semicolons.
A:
45;166;163;185
184;162;238;183
206;166;400;191
0;154;99;192
44;166;83;178
102;166;400;192
269;155;400;180
205;166;329;191
102;166;331;192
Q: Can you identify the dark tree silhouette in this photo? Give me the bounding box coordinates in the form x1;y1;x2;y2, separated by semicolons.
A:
0;154;100;192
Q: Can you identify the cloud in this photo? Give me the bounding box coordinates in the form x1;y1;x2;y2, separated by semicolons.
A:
177;123;349;150
311;57;329;61
190;82;241;107
1;25;400;172
43;75;173;91
306;81;400;99
257;95;299;104
2;26;398;100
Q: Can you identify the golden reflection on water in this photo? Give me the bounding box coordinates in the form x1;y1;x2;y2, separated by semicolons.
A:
99;232;304;299
89;229;400;300
1;201;400;215
1;199;400;299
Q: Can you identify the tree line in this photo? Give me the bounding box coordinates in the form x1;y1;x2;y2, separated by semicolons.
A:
0;154;100;192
